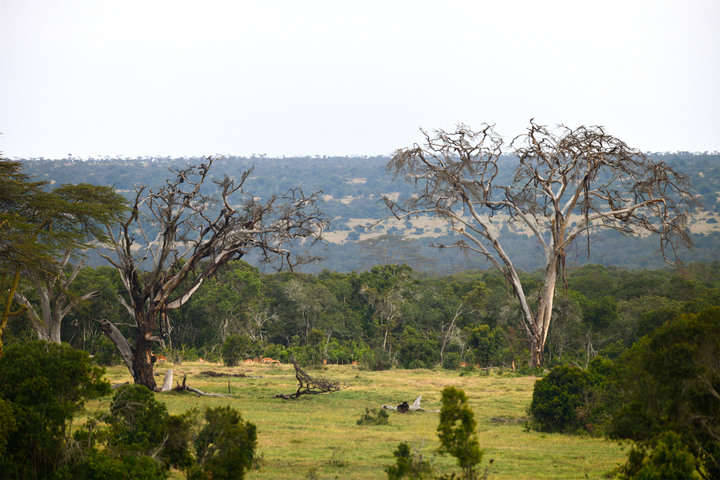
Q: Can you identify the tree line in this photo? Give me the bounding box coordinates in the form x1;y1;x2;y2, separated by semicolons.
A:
7;257;720;372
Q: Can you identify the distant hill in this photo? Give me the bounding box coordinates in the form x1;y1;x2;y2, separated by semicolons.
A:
18;152;720;273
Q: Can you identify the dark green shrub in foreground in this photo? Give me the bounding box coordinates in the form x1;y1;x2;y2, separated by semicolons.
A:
0;341;111;479
608;307;720;479
188;406;258;480
528;358;611;434
528;365;592;433
616;432;698;480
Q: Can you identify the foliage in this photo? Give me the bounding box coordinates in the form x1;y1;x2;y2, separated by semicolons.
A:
398;326;440;369
188;406;258;480
607;307;720;479
356;407;390;426
528;365;592;433
364;347;394;371
94;336;121;366
0;159;127;351
385;442;434;479
437;386;485;480
0;341;111;479
466;325;505;368
616;432;698;480
222;334;254;366
442;352;462;370
102;384;195;469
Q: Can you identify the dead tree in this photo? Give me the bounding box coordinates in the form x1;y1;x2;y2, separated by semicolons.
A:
272;359;345;399
386;121;697;367
99;157;326;390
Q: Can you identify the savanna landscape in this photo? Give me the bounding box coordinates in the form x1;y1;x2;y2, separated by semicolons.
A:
95;361;626;480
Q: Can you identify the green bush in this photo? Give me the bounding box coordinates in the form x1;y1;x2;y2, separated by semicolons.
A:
616;432;698;480
188;406;257;480
365;348;394;371
528;364;603;434
0;341;111;479
385;442;434;479
356;407;390;426
221;334;252;366
442;352;462;370
607;307;720;479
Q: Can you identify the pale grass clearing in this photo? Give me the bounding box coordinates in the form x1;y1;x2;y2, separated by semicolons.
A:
88;363;626;480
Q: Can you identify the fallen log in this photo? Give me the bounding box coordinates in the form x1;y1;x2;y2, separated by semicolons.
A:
159;369;228;397
272;359;346;399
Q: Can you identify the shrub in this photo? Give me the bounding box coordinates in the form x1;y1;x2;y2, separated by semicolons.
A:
0;341;111;479
442;352;462;370
616;432;697;480
356;407;390;426
528;364;598;433
365;348;393;371
188;406;257;480
221;334;251;366
607;307;720;479
385;442;434;479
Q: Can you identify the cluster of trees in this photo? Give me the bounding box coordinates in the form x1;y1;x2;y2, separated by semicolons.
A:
8;255;720;374
0;341;257;480
528;306;720;479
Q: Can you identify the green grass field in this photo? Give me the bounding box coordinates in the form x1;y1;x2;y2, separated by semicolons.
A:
94;362;626;479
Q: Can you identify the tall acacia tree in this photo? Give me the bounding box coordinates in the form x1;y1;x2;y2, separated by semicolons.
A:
99;157;326;390
385;121;697;367
0;160;127;352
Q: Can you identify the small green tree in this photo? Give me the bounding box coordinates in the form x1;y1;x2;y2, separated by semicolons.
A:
437;386;485;480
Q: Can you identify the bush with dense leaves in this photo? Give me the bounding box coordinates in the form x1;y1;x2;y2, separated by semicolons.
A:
607;307;720;479
0;341;111;480
397;327;439;369
528;365;592;433
187;406;258;480
221;334;254;366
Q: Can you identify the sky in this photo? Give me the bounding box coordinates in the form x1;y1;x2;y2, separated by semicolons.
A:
1;0;719;159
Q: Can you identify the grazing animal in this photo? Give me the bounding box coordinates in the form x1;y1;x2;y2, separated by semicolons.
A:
262;357;280;364
198;357;205;364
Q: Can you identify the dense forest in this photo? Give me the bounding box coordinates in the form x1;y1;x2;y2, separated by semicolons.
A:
5;259;719;371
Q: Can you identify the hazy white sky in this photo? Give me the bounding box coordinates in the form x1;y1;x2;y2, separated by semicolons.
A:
1;0;719;158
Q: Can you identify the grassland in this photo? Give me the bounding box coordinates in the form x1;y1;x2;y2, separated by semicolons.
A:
94;362;626;479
